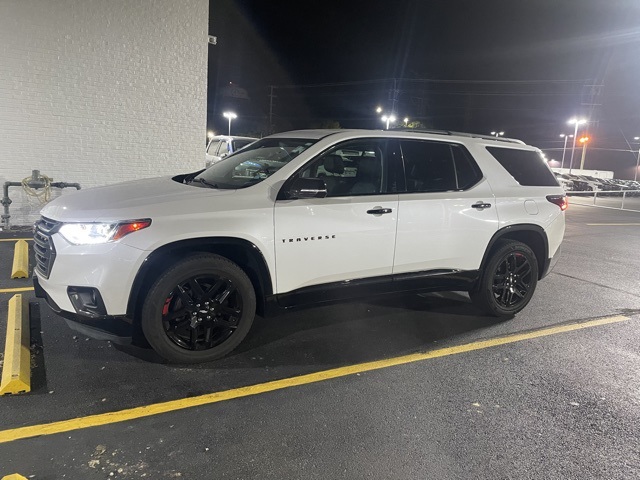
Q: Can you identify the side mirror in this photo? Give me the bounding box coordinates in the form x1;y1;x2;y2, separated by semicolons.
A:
288;177;327;199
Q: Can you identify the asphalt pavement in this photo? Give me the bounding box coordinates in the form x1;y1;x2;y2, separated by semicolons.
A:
0;204;639;479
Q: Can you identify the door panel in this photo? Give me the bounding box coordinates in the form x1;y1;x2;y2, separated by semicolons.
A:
393;140;499;274
393;179;498;273
274;195;399;293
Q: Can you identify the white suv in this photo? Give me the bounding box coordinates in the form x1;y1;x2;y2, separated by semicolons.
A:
33;129;566;363
205;135;257;167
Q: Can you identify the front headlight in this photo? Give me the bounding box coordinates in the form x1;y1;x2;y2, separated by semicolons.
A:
58;219;151;245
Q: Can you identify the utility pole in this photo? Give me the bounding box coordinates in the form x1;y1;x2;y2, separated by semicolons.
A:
268;85;276;134
388;78;400;114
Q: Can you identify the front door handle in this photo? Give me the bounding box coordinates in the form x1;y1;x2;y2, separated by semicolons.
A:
471;202;492;210
367;207;393;215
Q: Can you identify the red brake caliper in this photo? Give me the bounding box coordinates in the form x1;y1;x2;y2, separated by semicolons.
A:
162;294;173;316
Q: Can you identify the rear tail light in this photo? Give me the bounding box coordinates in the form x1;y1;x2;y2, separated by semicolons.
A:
546;195;568;211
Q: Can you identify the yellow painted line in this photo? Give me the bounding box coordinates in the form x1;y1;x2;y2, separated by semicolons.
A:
0;238;32;242
0;315;629;444
0;287;34;294
586;223;640;226
2;474;28;480
0;295;30;396
10;240;29;279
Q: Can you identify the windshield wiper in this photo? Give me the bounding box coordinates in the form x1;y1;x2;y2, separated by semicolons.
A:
190;178;219;189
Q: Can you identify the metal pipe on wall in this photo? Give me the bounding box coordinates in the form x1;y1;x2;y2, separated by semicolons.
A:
1;170;81;230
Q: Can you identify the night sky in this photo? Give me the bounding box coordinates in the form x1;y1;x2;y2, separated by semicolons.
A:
207;0;640;178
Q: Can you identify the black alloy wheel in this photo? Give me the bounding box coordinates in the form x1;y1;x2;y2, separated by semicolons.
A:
491;251;533;309
161;275;242;351
471;239;538;317
141;254;256;363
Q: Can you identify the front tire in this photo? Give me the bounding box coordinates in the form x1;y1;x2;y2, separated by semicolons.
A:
471;240;538;317
141;254;256;363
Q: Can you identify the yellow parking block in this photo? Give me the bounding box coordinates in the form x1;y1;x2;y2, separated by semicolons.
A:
2;474;28;480
0;287;34;294
10;240;29;279
0;295;30;395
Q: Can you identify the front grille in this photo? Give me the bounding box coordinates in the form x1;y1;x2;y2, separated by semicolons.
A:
33;217;60;279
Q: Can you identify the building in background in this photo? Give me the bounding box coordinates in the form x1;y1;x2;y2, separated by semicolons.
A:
0;0;208;226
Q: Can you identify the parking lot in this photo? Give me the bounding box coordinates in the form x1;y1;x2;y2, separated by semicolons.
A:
0;204;639;479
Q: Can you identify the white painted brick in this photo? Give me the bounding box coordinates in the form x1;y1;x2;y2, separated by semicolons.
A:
0;0;208;227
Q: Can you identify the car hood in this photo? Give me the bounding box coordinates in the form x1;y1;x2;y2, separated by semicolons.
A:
41;176;236;222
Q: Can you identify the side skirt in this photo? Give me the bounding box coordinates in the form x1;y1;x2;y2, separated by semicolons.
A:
264;269;479;316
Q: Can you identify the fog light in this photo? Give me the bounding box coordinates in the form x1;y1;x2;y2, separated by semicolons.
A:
67;287;107;318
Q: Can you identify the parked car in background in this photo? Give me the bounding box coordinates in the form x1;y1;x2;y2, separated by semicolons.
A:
553;172;640;197
575;175;605;192
206;135;258;167
620;180;640;195
554;173;575;192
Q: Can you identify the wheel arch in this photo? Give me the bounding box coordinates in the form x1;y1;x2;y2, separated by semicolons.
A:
127;237;273;323
480;224;548;280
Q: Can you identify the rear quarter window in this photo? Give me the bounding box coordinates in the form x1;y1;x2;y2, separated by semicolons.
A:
486;147;559;187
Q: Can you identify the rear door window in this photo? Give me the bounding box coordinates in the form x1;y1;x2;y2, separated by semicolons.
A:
207;140;222;155
400;140;481;192
486;147;559;187
216;141;231;156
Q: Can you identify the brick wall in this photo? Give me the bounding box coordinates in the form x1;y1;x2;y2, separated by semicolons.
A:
0;0;208;227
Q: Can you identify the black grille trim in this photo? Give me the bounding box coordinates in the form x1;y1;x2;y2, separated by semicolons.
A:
33;217;60;279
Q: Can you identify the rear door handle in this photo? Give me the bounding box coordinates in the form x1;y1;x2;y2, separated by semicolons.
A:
471;202;492;210
367;207;393;215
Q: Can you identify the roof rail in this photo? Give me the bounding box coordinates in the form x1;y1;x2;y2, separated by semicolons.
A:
388;128;525;145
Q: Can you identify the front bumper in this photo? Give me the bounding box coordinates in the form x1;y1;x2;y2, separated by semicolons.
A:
33;274;133;344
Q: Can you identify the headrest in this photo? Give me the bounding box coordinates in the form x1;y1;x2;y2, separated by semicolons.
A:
356;159;379;178
323;155;344;175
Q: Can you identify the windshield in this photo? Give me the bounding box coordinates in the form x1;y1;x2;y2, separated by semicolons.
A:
190;138;318;189
232;139;255;151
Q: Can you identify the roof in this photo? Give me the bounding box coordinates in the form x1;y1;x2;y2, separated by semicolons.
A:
267;128;526;145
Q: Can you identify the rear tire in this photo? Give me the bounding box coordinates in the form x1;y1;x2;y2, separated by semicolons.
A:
141;254;256;363
471;240;538;317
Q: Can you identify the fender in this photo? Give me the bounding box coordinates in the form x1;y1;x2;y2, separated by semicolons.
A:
126;237;273;318
479;224;549;280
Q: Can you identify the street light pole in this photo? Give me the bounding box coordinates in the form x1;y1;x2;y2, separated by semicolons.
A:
579;136;589;170
567;118;586;174
223;111;237;136
559;134;573;170
381;114;396;130
634;136;640;183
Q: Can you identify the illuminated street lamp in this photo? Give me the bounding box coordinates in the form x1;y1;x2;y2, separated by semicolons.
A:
491;131;504;137
375;106;383;113
578;136;590;170
634;136;640;182
223;111;237;136
559;133;573;170
567;117;587;173
381;114;396;130
404;117;409;126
